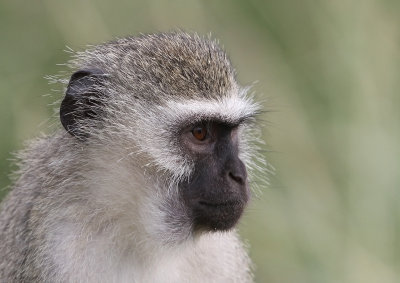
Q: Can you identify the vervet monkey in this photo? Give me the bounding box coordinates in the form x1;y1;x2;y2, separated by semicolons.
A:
0;32;265;282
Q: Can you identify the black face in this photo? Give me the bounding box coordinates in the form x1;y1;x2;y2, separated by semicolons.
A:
180;121;249;232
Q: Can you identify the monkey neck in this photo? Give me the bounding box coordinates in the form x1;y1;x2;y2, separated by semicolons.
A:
24;133;191;251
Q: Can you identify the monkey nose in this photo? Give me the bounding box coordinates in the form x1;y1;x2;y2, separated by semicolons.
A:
225;158;247;186
228;171;245;185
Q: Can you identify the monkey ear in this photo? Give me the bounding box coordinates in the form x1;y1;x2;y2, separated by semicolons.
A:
60;68;106;138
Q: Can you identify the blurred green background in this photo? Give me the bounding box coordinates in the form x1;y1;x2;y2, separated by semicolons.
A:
1;0;400;282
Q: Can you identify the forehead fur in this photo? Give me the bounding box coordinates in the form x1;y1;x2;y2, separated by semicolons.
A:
72;32;236;101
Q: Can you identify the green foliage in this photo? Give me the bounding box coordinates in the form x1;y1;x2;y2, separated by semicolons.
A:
1;0;399;282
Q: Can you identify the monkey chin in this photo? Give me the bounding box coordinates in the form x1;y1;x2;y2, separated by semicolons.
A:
192;199;247;232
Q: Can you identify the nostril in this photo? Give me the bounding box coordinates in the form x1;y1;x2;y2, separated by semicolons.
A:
229;172;244;185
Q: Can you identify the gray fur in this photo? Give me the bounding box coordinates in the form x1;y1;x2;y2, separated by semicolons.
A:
0;32;262;282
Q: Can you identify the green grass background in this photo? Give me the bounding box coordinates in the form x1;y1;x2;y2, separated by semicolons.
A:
1;1;400;282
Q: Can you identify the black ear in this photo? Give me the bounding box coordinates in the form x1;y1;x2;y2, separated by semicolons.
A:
60;68;106;138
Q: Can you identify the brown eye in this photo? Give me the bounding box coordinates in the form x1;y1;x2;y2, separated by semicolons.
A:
192;126;207;141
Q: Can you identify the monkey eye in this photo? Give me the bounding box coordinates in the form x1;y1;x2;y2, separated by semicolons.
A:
192;125;208;141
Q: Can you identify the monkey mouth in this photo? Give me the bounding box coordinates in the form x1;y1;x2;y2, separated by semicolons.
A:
192;198;246;231
198;200;243;208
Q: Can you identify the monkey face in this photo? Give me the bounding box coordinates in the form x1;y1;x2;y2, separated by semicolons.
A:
179;121;249;232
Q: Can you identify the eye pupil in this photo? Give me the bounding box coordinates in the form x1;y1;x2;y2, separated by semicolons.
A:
192;126;207;141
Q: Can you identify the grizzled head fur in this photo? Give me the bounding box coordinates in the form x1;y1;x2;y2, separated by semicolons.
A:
74;32;236;100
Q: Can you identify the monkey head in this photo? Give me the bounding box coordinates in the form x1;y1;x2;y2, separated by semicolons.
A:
59;33;262;241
